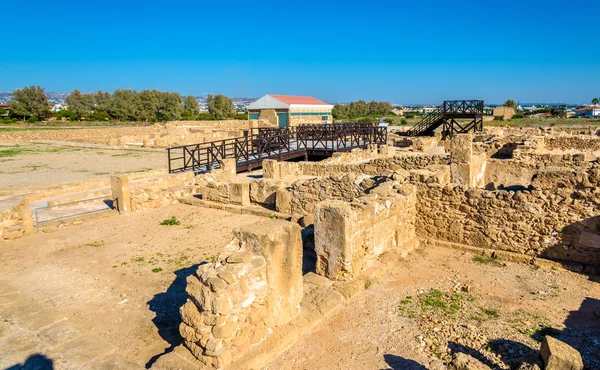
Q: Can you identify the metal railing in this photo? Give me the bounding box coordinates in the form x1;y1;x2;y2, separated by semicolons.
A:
167;123;387;173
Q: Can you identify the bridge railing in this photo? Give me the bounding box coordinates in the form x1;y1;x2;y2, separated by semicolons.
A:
167;123;387;173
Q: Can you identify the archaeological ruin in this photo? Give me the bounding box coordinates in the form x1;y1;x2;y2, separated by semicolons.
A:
1;115;599;370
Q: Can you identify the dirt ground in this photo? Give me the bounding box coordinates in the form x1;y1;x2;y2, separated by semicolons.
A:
0;143;166;192
0;204;266;369
268;248;600;370
2;204;599;369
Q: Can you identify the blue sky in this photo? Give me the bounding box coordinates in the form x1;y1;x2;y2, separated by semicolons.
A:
2;0;599;104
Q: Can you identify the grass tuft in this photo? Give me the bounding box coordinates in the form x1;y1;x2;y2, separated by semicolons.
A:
160;216;180;226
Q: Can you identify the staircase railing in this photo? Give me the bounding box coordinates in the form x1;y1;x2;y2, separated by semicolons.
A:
405;105;444;136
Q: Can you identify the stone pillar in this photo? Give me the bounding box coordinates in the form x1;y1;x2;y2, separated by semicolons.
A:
215;158;237;182
262;159;279;179
111;175;131;213
234;221;303;327
180;220;303;368
258;109;278;127
450;133;473;186
229;183;250;206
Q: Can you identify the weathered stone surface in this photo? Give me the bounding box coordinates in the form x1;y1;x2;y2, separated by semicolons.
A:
540;336;583;370
448;352;491;370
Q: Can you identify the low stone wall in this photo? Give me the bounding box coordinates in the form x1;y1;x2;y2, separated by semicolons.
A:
0;124;246;148
314;184;418;280
167;119;274;130
127;172;195;211
276;173;385;217
415;165;600;265
180;220;303;368
544;135;600;152
262;151;449;181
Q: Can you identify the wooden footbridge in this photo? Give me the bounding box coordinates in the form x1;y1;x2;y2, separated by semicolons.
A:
400;100;484;137
167;122;387;173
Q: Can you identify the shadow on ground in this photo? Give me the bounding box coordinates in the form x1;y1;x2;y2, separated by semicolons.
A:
382;354;427;370
5;354;54;370
145;263;202;369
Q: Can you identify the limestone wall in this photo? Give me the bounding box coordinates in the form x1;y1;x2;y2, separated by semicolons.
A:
0;124;245;148
262;151;449;180
544;136;600;152
180;221;303;368
276;173;385;216
129;172;195;211
415;165;600;265
314;185;418;280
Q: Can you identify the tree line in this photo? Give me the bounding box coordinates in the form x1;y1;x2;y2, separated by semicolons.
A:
332;100;393;119
3;85;241;123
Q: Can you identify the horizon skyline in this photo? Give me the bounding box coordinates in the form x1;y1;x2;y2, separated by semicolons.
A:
1;89;594;107
3;0;599;105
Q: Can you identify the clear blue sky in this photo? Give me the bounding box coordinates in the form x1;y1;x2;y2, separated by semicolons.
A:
2;0;599;104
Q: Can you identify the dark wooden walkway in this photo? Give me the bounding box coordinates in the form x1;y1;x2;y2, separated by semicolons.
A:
167;123;387;173
400;100;484;138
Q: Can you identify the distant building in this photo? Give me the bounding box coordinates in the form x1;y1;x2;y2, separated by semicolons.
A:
492;106;515;119
51;103;68;112
0;104;9;116
391;107;405;116
247;94;333;127
573;106;600;118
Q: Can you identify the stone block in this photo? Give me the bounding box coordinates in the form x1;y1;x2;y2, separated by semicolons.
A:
229;182;250;206
540;336;583;370
275;188;292;214
111;175;131;213
451;133;473;164
234;220;303;327
262;159;279;179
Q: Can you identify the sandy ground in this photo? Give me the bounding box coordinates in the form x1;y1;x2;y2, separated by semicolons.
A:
0;204;266;369
268;248;600;370
0;143;166;192
1;203;599;369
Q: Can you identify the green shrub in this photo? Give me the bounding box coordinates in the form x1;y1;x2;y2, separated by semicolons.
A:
196;112;215;120
160;216;181;226
401;118;408;126
26;116;39;123
493;116;504;121
405;113;416;119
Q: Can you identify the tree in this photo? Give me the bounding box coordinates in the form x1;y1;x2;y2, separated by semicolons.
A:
503;99;517;110
183;95;200;116
592;98;599;106
110;89;142;121
157;92;183;121
65;90;95;120
207;94;236;119
9;85;50;120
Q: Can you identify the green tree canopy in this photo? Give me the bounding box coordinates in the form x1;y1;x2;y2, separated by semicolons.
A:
65;90;96;120
183;95;200;115
592;97;599;105
332;100;393;119
503;99;517;110
207;94;236;119
9;85;50;120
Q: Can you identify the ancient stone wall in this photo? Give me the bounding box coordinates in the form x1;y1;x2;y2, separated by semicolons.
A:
275;173;385;216
415;165;600;265
180;221;303;368
129;172;195;211
263;151;449;180
314;184;418;280
544;136;600;152
0;123;247;148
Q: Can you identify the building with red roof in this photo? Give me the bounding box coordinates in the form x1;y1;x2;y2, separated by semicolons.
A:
247;94;334;127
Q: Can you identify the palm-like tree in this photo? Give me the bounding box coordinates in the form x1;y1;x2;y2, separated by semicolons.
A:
593;97;600;106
